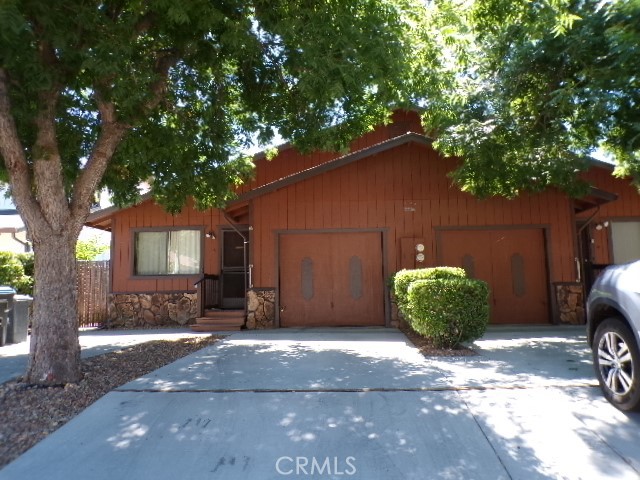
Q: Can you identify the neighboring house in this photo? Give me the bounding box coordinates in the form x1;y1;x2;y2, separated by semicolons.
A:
86;110;640;330
0;211;31;253
0;188;111;256
0;191;31;253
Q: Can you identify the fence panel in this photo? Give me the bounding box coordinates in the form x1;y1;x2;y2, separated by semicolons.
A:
77;260;109;328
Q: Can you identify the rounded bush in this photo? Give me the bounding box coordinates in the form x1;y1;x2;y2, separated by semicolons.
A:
393;267;467;317
0;251;33;295
407;277;490;348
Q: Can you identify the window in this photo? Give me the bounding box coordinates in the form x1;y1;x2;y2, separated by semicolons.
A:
611;221;640;264
134;229;201;275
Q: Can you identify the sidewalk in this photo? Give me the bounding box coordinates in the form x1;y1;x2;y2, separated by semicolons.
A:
0;328;212;384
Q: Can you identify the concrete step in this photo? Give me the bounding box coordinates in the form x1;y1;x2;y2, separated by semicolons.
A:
190;309;245;332
191;323;242;332
202;309;245;319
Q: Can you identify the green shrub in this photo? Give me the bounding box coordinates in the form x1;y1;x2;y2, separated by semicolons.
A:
406;277;490;348
16;253;34;277
393;267;467;316
0;251;33;295
76;236;109;260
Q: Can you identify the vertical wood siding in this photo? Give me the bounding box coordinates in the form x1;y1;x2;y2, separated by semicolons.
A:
110;198;225;293
236;110;424;196
577;167;640;264
105;116;640;298
250;142;577;288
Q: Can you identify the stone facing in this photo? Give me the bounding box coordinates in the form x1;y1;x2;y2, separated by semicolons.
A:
107;292;198;328
555;283;585;325
106;285;581;328
246;288;276;329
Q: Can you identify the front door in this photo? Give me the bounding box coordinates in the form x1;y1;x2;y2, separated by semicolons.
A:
221;229;248;309
279;231;385;327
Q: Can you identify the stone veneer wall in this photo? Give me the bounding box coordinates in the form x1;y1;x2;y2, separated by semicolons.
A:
246;288;276;329
389;294;404;328
554;283;585;325
107;293;198;328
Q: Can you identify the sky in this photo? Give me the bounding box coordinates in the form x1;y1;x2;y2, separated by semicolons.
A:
0;187;16;211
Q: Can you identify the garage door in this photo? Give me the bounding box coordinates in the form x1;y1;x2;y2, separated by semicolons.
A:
439;229;549;324
279;232;385;327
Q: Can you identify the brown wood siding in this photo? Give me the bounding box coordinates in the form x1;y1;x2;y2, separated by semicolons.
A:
236;110;424;196
578;167;640;264
250;142;578;292
110;198;225;293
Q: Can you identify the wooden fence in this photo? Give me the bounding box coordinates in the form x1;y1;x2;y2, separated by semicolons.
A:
77;260;109;327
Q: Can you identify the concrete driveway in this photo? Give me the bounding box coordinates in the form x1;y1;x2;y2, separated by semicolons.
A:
2;327;640;479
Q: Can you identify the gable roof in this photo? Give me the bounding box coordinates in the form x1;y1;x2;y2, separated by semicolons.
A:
230;132;432;205
86;193;152;230
86;132;432;229
85;128;622;228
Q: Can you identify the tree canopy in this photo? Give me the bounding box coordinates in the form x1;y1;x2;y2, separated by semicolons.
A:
427;0;640;198
0;0;442;214
76;236;109;260
0;0;445;384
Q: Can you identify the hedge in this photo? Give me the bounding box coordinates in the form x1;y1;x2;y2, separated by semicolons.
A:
0;251;34;295
392;267;466;317
406;277;490;348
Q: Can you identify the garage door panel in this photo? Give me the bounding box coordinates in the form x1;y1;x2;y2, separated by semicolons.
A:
279;232;384;327
440;229;549;324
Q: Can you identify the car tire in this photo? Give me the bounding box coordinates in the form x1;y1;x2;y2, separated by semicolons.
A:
593;317;640;412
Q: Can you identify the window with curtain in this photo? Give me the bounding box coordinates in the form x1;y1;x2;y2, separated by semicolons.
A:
134;229;201;275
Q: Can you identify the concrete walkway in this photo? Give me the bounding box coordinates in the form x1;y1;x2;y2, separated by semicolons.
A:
0;328;213;384
2;326;640;479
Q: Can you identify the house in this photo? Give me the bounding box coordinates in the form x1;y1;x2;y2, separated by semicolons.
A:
0;191;31;253
86;110;640;330
1;188;112;256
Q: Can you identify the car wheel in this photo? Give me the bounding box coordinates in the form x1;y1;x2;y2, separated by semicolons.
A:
593;317;640;412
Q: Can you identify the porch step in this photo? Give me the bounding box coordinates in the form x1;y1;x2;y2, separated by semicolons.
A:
202;309;245;319
190;309;245;332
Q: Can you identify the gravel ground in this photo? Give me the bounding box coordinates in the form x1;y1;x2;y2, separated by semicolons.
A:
0;334;223;469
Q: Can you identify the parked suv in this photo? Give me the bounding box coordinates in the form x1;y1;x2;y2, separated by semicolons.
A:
587;260;640;411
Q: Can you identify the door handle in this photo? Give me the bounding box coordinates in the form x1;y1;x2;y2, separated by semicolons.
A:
280;305;286;312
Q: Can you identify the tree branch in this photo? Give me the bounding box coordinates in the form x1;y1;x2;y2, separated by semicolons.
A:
32;86;72;233
0;69;48;236
70;48;178;235
142;50;180;115
69;97;127;236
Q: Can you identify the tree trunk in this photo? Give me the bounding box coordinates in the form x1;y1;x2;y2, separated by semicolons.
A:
25;232;82;385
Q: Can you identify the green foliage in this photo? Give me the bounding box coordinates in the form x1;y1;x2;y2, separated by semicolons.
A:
392;267;466;316
76;237;109;261
0;251;33;295
406;277;489;348
0;0;443;213
428;0;640;197
15;253;34;278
